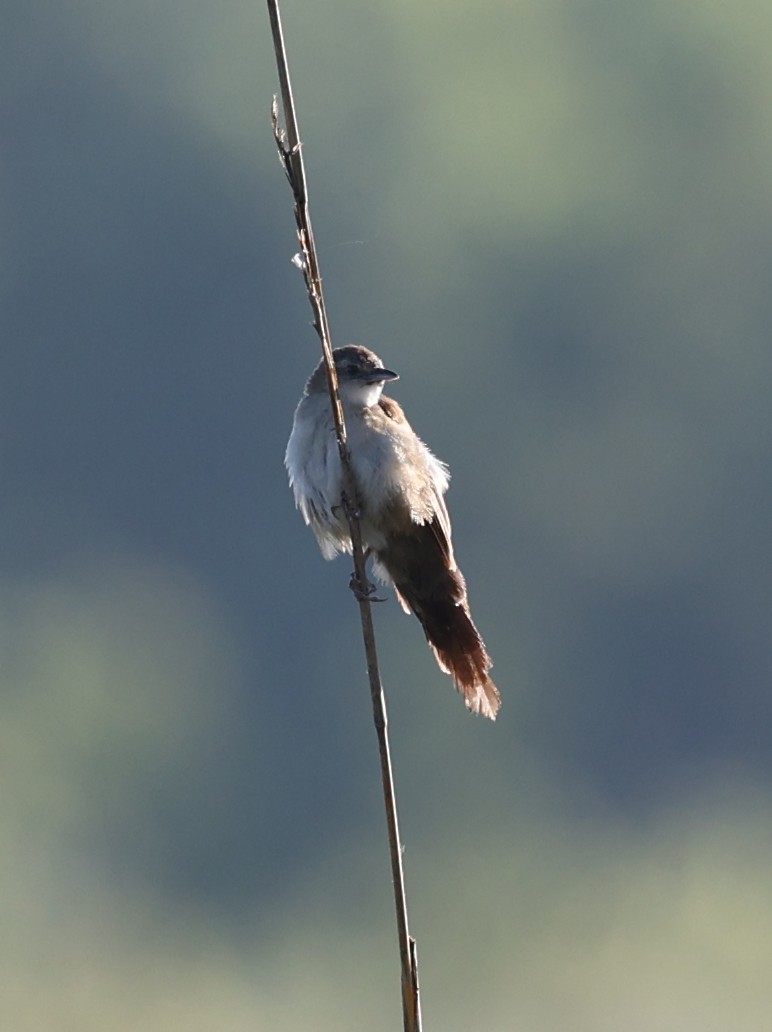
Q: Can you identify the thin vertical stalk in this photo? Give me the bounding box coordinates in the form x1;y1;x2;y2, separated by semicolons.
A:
266;3;422;1029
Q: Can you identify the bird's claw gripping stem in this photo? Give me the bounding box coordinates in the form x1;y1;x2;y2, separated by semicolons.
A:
349;571;385;603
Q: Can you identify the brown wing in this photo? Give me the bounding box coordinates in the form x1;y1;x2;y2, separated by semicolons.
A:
378;394;454;565
377;394;405;423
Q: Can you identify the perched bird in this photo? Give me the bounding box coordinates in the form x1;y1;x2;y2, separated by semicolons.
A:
285;344;500;720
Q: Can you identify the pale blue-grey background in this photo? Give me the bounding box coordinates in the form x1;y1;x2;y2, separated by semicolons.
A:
4;2;772;1028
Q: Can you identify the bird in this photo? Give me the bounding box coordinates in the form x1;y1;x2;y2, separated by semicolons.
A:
285;344;501;720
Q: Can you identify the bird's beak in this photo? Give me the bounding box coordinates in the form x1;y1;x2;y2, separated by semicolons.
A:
363;368;399;384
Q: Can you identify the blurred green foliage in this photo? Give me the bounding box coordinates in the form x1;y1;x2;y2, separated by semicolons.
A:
3;0;772;1027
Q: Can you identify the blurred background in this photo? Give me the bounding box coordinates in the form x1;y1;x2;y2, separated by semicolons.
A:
3;0;772;1028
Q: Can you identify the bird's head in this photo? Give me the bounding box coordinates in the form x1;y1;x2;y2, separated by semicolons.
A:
306;345;399;408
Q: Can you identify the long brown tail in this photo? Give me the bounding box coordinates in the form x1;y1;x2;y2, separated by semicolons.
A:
375;529;501;720
412;584;501;720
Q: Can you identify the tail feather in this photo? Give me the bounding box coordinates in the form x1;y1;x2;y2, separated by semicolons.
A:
413;590;501;720
376;527;501;720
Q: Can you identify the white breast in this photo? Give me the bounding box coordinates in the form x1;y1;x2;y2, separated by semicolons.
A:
286;388;450;560
285;391;405;558
345;408;405;512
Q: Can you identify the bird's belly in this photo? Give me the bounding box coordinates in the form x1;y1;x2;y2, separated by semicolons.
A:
350;440;402;509
319;426;404;550
288;401;412;554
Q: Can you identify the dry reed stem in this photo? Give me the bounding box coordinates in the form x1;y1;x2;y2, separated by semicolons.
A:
266;3;422;1028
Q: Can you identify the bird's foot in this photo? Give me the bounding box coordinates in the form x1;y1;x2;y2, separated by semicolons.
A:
349;571;385;602
339;493;363;523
